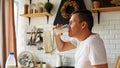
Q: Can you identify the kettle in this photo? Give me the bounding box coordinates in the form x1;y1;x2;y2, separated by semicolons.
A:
56;54;63;67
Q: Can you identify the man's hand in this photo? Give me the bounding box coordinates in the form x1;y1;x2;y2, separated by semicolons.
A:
53;24;63;36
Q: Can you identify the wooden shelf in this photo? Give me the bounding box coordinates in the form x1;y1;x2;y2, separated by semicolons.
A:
92;6;120;12
92;6;120;24
20;12;51;17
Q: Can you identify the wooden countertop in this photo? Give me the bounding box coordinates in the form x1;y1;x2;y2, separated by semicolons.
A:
17;66;49;68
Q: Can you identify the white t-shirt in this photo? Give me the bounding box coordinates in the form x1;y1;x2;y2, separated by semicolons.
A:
70;33;107;68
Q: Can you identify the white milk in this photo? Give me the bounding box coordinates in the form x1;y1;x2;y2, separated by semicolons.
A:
55;24;68;34
7;65;16;68
55;28;68;34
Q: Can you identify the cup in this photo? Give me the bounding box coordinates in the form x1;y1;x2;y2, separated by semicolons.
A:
55;24;68;34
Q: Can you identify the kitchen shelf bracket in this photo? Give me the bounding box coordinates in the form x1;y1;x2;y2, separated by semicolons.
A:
97;11;100;24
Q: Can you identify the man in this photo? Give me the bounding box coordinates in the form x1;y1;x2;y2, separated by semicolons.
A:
53;10;108;68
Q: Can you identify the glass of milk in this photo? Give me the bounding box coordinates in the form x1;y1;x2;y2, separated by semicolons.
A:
55;24;68;34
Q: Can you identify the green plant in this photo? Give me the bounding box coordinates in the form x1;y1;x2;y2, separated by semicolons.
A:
44;0;53;13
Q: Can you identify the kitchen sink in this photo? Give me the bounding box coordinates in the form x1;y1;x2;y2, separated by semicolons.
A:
56;66;74;68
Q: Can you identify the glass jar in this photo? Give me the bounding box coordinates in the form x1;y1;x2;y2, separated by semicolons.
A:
30;3;37;14
37;2;43;13
42;62;47;68
24;4;29;14
36;62;42;68
92;1;100;8
55;24;68;35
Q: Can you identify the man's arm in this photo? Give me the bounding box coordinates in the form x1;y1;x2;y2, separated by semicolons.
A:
93;64;108;68
54;33;76;52
53;24;76;52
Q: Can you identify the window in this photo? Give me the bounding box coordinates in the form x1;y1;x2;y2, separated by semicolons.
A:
14;0;19;37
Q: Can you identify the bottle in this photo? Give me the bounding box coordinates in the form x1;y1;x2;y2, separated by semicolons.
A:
55;24;68;35
56;54;63;67
5;52;16;68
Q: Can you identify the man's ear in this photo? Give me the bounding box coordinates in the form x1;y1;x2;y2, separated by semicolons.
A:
81;21;87;29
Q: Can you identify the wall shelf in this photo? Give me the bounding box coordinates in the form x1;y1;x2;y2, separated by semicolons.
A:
20;12;51;18
20;12;51;24
92;6;120;12
92;6;120;24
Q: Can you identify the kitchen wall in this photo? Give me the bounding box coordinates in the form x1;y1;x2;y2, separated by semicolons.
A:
16;0;120;68
93;11;120;68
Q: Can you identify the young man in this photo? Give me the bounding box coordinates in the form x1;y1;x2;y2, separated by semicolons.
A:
53;10;108;68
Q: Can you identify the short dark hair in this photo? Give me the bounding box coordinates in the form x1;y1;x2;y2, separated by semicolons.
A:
71;10;93;31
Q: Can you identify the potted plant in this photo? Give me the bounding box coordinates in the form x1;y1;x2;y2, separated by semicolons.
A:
44;0;53;13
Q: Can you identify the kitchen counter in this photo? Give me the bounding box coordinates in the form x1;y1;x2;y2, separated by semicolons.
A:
17;66;74;68
56;66;74;68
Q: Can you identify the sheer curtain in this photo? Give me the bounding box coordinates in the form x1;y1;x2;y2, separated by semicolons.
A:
0;0;5;68
0;0;3;68
0;0;17;68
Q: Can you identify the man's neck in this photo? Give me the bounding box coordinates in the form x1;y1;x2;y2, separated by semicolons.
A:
77;30;92;41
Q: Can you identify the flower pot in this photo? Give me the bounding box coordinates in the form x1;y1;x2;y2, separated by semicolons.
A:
44;0;53;13
46;9;51;13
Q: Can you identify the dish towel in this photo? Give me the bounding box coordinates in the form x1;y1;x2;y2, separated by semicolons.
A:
43;31;53;53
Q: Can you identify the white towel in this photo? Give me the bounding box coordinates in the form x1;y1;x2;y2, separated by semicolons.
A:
43;31;53;53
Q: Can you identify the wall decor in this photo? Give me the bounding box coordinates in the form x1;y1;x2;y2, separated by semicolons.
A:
53;0;86;25
27;27;43;46
60;0;79;19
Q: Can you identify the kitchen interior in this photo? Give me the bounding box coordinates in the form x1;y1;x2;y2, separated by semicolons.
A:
1;0;120;68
